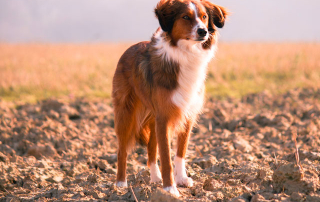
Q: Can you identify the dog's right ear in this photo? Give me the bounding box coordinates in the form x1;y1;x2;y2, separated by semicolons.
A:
202;0;228;33
155;0;176;33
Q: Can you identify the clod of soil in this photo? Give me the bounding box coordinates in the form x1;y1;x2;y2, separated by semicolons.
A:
272;161;319;194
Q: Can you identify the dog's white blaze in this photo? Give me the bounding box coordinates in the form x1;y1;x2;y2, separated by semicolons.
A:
190;3;198;18
190;3;208;41
150;163;162;183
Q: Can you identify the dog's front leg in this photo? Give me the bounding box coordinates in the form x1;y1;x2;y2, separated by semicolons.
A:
175;119;194;187
155;115;179;197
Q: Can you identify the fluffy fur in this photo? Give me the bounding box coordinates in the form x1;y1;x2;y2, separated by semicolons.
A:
112;0;227;197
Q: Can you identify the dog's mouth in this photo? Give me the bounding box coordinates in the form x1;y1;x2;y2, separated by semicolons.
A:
186;35;209;42
196;37;207;42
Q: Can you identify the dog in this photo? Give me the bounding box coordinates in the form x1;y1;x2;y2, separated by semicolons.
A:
112;0;227;197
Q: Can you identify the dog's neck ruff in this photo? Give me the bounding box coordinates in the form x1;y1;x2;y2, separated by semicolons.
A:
153;29;217;119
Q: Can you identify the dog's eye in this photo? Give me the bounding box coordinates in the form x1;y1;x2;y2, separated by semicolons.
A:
203;15;207;20
183;15;190;20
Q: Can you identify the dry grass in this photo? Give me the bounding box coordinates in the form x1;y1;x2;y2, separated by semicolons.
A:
0;43;127;102
208;43;320;98
0;43;320;102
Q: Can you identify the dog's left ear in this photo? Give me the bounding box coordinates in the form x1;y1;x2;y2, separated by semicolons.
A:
155;0;177;33
202;0;228;32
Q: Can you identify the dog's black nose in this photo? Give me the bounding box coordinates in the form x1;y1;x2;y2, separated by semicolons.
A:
197;28;207;37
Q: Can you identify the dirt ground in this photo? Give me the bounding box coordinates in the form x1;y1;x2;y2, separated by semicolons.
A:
1;88;320;201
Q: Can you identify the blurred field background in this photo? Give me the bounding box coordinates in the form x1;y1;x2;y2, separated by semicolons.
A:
0;42;319;103
1;0;320;103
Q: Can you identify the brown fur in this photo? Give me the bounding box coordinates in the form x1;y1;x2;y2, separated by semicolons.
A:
112;0;227;188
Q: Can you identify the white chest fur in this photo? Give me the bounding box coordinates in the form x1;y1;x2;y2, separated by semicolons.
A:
154;31;216;118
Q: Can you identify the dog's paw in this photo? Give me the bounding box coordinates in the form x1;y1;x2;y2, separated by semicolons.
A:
150;163;162;183
116;180;128;187
163;185;180;197
175;175;193;187
174;156;193;187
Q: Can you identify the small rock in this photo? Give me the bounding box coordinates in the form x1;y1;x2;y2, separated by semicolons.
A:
27;143;58;159
60;105;80;119
233;137;253;153
290;192;305;202
48;109;60;119
41;99;64;112
102;154;117;164
43;188;60;198
106;168;116;174
253;113;273;126
203;178;224;191
251;194;267;202
87;174;99;183
256;168;269;180
97;160;108;170
192;156;217;169
151;188;182;202
46;176;63;183
24;156;37;165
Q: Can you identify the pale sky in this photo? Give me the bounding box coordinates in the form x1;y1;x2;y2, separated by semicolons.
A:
0;0;319;43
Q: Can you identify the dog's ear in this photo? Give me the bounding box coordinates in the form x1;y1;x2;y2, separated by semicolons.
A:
155;0;178;33
202;0;228;32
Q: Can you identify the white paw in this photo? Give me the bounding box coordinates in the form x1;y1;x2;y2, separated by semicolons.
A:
175;175;193;187
116;180;127;187
174;156;194;187
150;163;162;183
163;185;180;197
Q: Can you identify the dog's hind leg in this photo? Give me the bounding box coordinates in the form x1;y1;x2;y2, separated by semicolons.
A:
114;101;137;187
147;120;162;183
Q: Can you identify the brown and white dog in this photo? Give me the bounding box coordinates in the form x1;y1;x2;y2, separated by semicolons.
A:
112;0;227;197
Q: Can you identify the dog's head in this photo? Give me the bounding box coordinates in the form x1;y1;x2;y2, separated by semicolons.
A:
155;0;227;45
